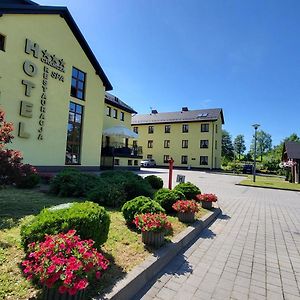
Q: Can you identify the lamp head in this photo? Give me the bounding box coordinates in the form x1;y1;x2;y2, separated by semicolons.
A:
252;124;260;130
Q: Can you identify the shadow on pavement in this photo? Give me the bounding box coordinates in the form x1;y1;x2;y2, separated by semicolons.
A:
133;253;193;300
218;213;231;220
200;228;216;239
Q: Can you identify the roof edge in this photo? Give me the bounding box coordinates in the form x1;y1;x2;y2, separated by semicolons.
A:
0;5;113;91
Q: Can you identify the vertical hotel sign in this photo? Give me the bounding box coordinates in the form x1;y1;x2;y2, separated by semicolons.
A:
18;38;65;140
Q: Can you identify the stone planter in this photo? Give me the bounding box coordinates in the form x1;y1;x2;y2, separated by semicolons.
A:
177;211;195;223
142;231;165;248
43;287;86;300
201;201;213;209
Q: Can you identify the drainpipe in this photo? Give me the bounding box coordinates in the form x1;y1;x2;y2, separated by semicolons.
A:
211;122;215;170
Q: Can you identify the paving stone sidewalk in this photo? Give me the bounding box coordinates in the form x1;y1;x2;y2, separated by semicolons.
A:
135;171;300;300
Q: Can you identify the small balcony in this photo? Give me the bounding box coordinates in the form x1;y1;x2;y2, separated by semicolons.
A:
101;142;143;158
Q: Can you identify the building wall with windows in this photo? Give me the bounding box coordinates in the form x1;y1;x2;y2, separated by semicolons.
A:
101;92;142;169
132;108;224;169
0;3;112;170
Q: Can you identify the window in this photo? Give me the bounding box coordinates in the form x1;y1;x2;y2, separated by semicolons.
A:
113;109;117;119
133;127;138;134
215;124;218;134
164;140;170;148
148;126;154;134
120;111;125;121
147;154;153;159
71;67;86;100
165;125;171;133
200;140;209;148
133;140;138;148
134;160;138;166
164;155;170;163
106;106;111;116
114;158;120;165
201;124;209;132
182;140;188;148
200;156;208;165
182;124;189;133
0;34;5;52
147;140;153;148
215;140;217;149
181;155;188;164
128;160;132;166
65;102;83;165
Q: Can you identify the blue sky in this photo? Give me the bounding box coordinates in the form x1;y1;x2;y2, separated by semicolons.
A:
38;0;300;150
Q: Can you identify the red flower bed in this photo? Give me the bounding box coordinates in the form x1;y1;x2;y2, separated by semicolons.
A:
195;193;218;202
133;213;172;233
172;200;199;213
22;230;109;296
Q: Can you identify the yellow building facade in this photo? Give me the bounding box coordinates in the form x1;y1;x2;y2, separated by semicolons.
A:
101;93;142;169
132;108;224;169
0;0;112;171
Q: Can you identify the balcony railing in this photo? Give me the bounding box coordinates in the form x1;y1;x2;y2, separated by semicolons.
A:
101;142;143;157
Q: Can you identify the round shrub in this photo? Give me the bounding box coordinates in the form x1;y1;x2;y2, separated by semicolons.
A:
14;164;40;189
49;168;99;197
20;201;110;251
154;188;185;212
173;182;201;199
144;175;164;190
100;170;154;201
121;196;165;224
87;179;126;208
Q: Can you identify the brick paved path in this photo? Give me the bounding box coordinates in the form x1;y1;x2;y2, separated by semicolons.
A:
135;171;300;300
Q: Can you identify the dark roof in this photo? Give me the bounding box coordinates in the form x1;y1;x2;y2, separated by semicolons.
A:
0;1;113;91
284;141;300;159
131;108;224;125
0;0;37;4
105;93;137;114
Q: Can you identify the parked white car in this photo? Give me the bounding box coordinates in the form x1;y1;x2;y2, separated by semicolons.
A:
140;159;156;167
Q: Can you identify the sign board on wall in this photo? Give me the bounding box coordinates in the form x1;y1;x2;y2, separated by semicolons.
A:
18;38;66;141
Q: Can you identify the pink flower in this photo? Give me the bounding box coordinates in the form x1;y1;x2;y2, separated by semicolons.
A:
47;265;56;274
21;230;109;293
58;285;68;294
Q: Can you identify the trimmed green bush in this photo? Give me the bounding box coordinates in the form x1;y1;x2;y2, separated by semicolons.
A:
173;182;201;199
121;196;165;224
20;201;110;250
144;175;164;190
100;170;154;201
87;179;126;207
15;164;40;189
49;168;99;197
154;188;185;212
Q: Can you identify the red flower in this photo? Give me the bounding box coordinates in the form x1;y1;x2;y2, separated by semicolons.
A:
133;213;172;233
195;193;218;202
21;230;109;295
172;200;199;213
47;265;56;274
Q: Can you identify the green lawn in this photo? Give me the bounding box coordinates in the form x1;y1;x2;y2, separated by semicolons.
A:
0;187;207;299
238;175;300;191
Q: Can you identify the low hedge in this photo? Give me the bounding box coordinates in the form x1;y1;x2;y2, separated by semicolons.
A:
173;182;201;199
20;201;110;251
99;171;154;202
144;175;164;190
154;188;185;212
87;179;126;207
121;196;165;224
49;168;99;197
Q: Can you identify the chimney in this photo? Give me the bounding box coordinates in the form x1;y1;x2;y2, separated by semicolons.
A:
151;109;158;114
182;107;188;112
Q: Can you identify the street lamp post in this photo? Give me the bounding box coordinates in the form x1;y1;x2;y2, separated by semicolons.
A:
252;124;260;182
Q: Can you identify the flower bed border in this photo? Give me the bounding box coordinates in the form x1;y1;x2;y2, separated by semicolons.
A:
96;207;222;300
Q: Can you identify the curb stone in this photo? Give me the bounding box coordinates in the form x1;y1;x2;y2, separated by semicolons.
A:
236;183;300;192
95;207;222;300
